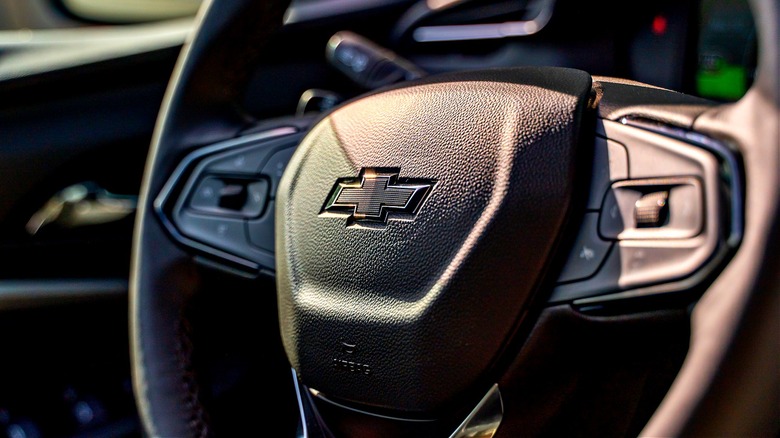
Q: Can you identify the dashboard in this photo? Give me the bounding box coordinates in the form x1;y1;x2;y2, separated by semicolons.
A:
241;0;756;122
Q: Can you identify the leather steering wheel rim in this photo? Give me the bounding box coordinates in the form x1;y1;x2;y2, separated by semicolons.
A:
130;1;291;435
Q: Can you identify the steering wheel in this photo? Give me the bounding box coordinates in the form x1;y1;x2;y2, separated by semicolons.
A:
131;0;779;436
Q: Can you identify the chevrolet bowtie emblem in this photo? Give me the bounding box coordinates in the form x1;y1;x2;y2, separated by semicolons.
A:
322;168;435;226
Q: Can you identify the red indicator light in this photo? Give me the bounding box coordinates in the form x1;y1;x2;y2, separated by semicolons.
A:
652;15;668;36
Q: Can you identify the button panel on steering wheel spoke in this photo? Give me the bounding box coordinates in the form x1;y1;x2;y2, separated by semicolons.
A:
155;128;305;272
551;119;736;303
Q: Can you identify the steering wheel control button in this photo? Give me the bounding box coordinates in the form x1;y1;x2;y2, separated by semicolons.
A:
261;146;297;198
199;131;303;176
599;187;635;240
667;182;704;237
217;182;247;210
247;201;275;252
176;212;253;260
186;177;269;218
587;136;629;209
600;177;703;240
189;177;225;211
207;146;274;175
244;180;270;217
635;191;669;227
558;213;612;283
616;244;710;289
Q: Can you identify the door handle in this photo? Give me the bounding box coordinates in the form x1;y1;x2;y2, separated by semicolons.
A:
26;182;137;235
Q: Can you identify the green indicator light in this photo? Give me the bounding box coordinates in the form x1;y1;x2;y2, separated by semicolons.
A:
697;63;748;100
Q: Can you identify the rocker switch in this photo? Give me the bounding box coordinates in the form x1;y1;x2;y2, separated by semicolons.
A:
189;177;268;218
635;191;669;228
218;183;247;211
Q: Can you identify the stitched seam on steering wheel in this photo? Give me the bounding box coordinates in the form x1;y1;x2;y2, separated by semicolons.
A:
177;317;210;438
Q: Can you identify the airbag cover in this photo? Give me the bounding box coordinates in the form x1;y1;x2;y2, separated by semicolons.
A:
276;68;592;413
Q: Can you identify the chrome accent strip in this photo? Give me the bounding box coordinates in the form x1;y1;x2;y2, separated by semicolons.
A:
292;369;309;438
284;0;409;24
310;388;435;423
414;0;555;42
450;384;503;438
292;371;337;437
